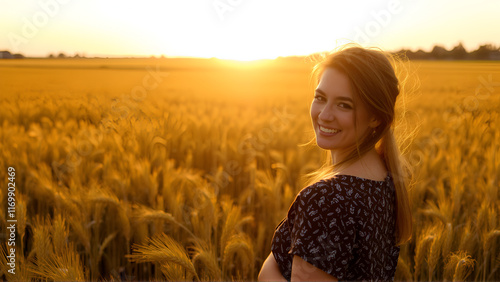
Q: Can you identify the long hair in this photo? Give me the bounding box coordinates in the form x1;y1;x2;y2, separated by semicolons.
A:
306;45;413;245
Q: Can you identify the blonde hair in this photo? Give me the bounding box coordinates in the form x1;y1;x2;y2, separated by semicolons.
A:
306;45;413;245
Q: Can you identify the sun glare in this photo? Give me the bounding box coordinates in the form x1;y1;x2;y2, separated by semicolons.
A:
213;51;279;62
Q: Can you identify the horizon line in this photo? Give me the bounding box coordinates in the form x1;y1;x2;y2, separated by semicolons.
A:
1;41;499;61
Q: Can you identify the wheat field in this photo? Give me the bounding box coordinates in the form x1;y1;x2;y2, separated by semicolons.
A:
0;58;499;281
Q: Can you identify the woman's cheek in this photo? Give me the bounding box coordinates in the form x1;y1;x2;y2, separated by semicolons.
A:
310;102;320;119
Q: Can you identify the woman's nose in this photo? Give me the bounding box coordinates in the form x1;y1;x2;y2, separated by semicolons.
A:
318;106;335;122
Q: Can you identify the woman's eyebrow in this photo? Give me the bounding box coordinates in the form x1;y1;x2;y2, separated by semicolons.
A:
315;88;354;103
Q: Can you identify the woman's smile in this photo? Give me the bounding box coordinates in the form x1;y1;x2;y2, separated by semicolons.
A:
318;125;341;135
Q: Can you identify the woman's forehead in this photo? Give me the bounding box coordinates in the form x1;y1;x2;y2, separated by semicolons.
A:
316;67;370;107
316;68;353;98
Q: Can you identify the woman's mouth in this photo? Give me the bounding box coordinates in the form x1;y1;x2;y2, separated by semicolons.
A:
319;125;341;135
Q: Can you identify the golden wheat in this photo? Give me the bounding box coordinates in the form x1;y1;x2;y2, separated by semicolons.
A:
0;59;498;281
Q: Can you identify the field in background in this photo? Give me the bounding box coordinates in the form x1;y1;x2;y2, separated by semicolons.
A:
0;58;499;281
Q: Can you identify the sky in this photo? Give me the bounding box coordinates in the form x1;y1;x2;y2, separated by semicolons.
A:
0;0;499;60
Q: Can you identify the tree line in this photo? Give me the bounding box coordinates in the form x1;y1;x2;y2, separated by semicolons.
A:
1;43;500;60
393;43;500;60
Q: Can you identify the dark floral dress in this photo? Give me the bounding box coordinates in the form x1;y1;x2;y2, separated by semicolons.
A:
271;173;399;281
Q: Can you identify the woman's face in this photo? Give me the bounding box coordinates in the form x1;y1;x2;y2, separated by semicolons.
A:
311;67;377;156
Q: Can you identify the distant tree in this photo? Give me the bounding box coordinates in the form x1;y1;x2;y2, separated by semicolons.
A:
490;49;500;60
430;45;448;60
391;43;500;61
417;49;428;59
393;49;411;60
471;44;496;60
48;53;55;58
57;52;66;58
450;42;467;60
0;51;13;59
412;49;429;60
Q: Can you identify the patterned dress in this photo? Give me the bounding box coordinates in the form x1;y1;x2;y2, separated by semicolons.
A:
271;173;399;281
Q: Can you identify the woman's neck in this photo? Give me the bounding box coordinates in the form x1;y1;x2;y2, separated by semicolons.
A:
331;148;387;181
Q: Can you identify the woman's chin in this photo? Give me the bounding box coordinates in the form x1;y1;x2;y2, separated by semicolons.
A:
315;140;336;150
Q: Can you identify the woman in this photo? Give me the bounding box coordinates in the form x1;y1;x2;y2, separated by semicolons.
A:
258;46;412;281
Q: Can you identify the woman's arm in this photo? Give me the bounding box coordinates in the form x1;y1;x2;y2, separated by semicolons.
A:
291;255;338;282
258;253;287;281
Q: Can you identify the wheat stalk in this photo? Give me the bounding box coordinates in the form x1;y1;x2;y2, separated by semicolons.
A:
132;204;197;238
28;243;87;281
428;225;444;281
441;223;453;260
127;233;199;280
395;257;413;281
414;228;434;281
222;234;254;279
220;203;242;260
192;243;222;281
483;230;500;281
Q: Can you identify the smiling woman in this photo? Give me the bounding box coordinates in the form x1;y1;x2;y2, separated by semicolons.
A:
258;45;413;281
311;68;381;160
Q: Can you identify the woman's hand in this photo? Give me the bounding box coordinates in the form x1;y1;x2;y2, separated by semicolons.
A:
258;253;287;281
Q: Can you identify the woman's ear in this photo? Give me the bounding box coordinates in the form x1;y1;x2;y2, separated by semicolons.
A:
369;117;381;128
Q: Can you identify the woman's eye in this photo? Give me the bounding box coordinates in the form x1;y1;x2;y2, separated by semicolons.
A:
314;95;325;102
339;103;352;109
